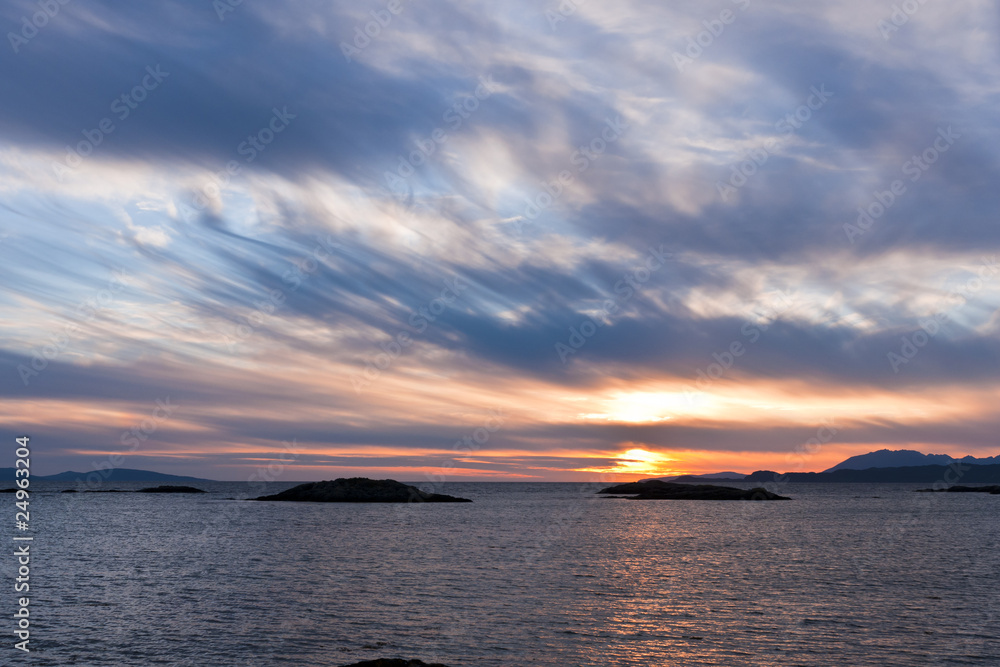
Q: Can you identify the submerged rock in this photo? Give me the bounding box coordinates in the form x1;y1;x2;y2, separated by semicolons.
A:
137;485;206;493
597;479;790;500
915;485;1000;494
254;478;472;503
338;660;451;667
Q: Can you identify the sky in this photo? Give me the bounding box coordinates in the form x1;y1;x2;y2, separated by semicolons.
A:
1;0;999;481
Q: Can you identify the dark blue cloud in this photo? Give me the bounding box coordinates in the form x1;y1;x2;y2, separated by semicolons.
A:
2;0;1000;477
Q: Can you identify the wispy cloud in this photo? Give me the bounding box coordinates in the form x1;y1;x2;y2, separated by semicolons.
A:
1;0;999;478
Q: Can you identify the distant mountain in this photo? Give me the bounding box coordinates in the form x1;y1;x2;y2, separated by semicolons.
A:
0;468;214;483
747;463;1000;484
824;449;1000;472
653;472;746;481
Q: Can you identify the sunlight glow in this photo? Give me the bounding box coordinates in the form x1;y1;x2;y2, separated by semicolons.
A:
580;391;707;423
574;447;678;477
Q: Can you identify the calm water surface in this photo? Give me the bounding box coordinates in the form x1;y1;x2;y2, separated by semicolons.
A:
6;482;999;666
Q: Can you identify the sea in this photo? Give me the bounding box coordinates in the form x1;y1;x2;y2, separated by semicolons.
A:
5;481;999;666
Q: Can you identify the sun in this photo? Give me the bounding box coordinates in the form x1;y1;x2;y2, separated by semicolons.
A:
622;448;658;464
618;448;672;474
574;447;678;476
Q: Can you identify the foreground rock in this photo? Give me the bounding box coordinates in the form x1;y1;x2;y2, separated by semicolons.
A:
338;660;450;667
255;478;472;503
598;479;790;500
916;485;1000;494
137;485;206;493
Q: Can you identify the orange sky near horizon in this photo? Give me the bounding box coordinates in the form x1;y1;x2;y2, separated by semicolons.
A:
10;367;999;480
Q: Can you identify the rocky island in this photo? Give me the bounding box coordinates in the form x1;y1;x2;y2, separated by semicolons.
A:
138;485;206;493
598;479;790;500
254;478;472;503
56;486;205;493
338;660;451;667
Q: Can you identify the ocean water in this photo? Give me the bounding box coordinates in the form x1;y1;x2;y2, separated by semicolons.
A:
5;481;999;666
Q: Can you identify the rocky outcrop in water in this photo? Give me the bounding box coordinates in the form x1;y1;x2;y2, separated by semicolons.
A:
338;660;451;667
597;479;790;500
137;485;206;493
915;485;1000;494
255;478;472;503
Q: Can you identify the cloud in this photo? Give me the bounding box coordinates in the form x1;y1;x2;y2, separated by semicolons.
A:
1;0;999;477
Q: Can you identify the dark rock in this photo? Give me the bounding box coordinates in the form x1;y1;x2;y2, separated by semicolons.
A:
747;464;1000;484
254;478;472;503
0;488;18;493
338;660;451;667
597;479;790;500
915;485;1000;493
61;489;78;493
137;485;206;493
